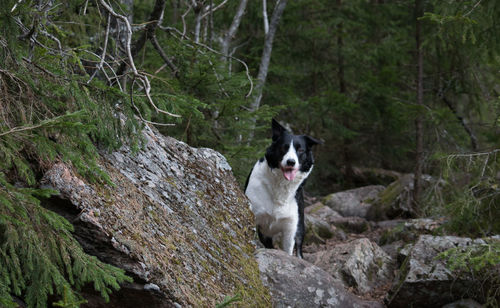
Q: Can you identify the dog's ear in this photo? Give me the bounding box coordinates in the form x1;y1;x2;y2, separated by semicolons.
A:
304;135;323;148
271;119;286;141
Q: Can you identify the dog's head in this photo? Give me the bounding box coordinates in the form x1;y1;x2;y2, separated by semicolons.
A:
265;119;322;181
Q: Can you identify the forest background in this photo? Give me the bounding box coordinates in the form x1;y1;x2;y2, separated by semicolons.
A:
1;0;500;307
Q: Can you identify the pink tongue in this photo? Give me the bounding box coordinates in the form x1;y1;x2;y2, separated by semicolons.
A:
283;169;298;181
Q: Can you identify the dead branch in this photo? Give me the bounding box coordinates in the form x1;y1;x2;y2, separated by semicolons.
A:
98;0;180;119
150;34;179;77
88;13;111;84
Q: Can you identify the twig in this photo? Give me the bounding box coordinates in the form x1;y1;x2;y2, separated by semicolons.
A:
129;80;176;126
0;113;73;137
21;57;57;78
80;49;123;92
464;0;482;17
11;0;23;12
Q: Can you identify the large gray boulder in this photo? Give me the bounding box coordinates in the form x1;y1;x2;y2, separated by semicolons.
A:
305;238;394;294
41;125;270;307
323;185;385;218
386;235;488;307
256;249;383;308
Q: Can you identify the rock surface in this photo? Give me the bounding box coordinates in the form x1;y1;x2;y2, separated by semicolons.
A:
41;125;270;306
305;238;394;294
256;249;384;308
386;235;487;307
323;185;385;218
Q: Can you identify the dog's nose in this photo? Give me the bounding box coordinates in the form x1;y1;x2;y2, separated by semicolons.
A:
286;159;296;167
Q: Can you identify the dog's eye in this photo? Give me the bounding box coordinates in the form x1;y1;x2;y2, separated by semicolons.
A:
282;145;289;152
297;148;305;154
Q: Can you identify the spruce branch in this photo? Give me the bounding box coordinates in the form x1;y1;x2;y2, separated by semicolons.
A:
161;26;254;98
0;112;84;138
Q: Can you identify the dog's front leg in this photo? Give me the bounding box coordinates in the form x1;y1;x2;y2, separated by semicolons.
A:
282;232;295;255
281;219;298;256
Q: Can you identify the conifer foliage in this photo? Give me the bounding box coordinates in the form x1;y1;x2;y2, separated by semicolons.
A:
1;0;138;306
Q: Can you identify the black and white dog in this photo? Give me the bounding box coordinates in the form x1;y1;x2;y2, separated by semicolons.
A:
245;119;321;258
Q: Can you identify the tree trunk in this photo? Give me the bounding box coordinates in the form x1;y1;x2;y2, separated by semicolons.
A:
248;0;287;137
337;0;353;188
413;0;424;210
192;1;202;43
220;0;249;61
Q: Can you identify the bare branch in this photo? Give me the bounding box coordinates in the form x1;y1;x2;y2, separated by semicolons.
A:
98;0;180;118
464;0;482;17
88;13;111;84
181;4;193;39
82;0;89;15
150;34;179;77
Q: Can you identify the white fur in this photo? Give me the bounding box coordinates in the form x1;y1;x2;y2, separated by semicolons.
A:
280;140;299;168
245;156;311;255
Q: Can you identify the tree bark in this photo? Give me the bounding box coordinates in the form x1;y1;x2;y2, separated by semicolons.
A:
413;0;424;210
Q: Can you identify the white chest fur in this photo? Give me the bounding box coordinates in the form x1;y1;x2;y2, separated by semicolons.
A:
245;159;311;254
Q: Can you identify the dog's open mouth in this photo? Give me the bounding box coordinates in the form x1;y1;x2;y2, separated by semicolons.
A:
281;166;298;181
